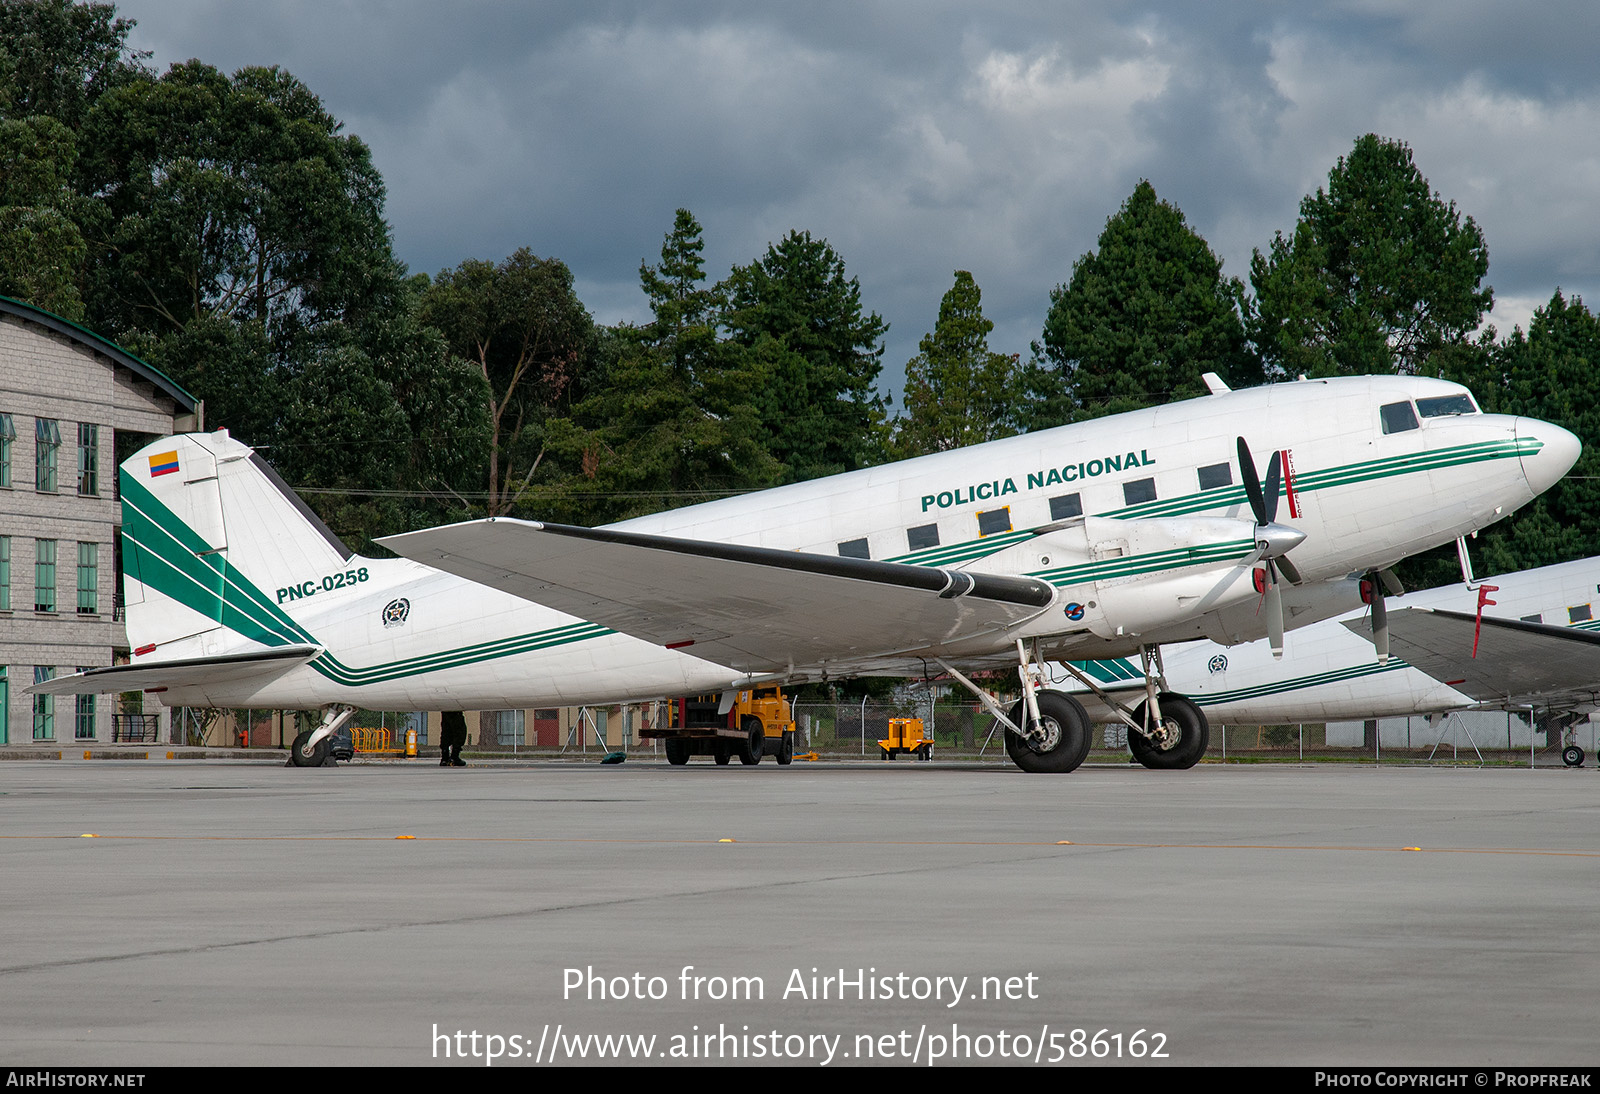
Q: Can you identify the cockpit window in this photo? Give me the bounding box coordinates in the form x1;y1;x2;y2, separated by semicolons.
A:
1380;401;1419;434
1416;394;1478;418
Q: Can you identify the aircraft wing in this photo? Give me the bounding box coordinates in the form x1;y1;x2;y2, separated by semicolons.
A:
378;519;1057;676
1342;608;1600;706
28;647;321;695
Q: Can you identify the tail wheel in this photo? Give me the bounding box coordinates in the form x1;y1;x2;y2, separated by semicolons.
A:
1129;693;1209;770
289;729;330;768
739;716;763;765
1003;691;1091;773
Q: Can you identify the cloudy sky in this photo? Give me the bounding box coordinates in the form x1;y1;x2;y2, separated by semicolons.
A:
116;1;1600;398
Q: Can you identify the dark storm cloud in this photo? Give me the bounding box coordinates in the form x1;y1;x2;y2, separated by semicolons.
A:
118;1;1600;392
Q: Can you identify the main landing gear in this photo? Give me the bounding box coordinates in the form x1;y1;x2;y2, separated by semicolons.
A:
939;642;1209;773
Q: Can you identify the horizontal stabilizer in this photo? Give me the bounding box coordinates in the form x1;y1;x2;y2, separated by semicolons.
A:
379;519;1056;675
1343;608;1600;705
29;646;320;695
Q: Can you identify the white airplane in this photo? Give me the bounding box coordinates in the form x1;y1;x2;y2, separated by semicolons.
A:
32;374;1580;773
1054;554;1600;764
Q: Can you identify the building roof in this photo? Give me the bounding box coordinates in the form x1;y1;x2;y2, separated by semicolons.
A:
0;295;198;411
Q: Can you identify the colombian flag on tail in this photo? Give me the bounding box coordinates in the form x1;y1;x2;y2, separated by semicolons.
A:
148;451;179;477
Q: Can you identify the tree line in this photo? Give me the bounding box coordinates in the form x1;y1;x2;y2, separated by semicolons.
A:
2;0;1596;587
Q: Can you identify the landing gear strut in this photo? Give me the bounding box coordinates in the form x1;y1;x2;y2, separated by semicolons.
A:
938;641;1092;773
288;704;356;768
1053;645;1210;770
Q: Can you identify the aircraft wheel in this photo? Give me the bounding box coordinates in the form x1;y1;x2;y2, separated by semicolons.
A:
1004;691;1090;773
1562;745;1585;768
1129;694;1210;770
776;732;794;766
739;717;763;765
289;728;330;768
714;746;731;765
665;738;690;766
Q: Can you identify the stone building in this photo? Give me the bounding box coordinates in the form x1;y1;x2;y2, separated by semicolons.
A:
0;296;200;747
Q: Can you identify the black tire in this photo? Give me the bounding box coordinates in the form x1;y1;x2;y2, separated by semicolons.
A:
665;738;690;766
713;746;731;766
739;717;763;765
1129;693;1209;770
1003;691;1091;773
289;728;330;768
776;732;794;766
1562;745;1585;768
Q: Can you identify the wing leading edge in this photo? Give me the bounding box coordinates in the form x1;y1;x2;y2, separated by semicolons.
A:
1343;607;1600;707
378;519;1057;676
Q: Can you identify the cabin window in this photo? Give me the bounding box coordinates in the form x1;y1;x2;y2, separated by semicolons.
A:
1123;478;1157;505
1568;604;1591;624
1417;394;1478;418
1197;463;1232;490
837;538;870;560
977;508;1011;536
1380;401;1419;434
1049;493;1082;521
906;524;940;551
1521;614;1542;624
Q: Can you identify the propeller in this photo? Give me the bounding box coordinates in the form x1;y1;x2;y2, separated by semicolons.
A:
1361;568;1404;664
1237;438;1307;659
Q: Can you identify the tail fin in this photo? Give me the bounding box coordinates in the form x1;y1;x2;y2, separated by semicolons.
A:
120;432;351;657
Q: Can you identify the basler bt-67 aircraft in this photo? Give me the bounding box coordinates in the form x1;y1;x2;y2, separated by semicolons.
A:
33;374;1580;772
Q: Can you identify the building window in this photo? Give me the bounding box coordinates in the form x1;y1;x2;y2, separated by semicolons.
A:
1049;493;1082;521
493;710;525;746
0;536;8;611
35;539;56;612
837;538;870;560
1197;463;1233;490
906;524;940;551
77;423;98;496
1123;478;1157;505
77;542;97;614
33;667;54;740
75;688;96;741
35;418;60;492
977;507;1011;536
0;413;13;487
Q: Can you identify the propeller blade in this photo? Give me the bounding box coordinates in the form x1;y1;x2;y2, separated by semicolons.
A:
1263;449;1282;525
1366;569;1391;665
1265;562;1285;660
1371;585;1389;664
1275;554;1303;586
1237;437;1266;526
1378;568;1405;598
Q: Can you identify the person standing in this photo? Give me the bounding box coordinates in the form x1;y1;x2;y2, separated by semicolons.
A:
439;710;468;767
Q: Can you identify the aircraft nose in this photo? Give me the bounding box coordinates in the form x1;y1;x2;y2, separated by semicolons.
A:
1516;417;1582;496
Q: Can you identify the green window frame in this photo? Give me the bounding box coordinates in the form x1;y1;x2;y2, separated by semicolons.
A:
0;413;13;488
35;418;60;492
35;539;55;612
77;423;98;496
33;667;54;740
77;542;97;614
0;536;9;611
75;687;95;740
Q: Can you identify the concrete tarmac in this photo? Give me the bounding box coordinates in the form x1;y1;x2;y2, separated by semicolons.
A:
1;759;1596;1067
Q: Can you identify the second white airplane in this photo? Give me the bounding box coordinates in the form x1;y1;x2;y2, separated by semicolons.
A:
36;374;1580;773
